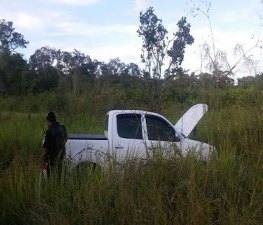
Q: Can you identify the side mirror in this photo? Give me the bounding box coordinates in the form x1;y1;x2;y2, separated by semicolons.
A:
174;132;180;142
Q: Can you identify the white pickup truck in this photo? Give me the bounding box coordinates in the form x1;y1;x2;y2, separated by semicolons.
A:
65;104;215;167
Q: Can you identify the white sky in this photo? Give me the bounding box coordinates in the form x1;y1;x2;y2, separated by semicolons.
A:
0;0;263;78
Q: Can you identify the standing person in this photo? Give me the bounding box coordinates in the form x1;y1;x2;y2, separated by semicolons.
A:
41;112;67;178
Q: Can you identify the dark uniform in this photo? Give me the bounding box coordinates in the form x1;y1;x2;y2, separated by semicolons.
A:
43;122;67;177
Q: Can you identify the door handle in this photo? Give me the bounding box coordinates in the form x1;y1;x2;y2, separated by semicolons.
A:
115;145;124;150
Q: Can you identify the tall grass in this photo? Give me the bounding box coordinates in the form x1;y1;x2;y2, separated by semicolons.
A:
0;88;262;225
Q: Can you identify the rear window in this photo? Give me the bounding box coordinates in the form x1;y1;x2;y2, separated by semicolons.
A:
117;114;142;139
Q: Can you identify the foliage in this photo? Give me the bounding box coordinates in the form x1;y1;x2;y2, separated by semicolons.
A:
0;90;262;225
137;8;194;78
166;17;194;76
0;16;261;99
0;50;32;95
0;19;28;52
137;7;168;78
137;8;195;112
238;73;263;88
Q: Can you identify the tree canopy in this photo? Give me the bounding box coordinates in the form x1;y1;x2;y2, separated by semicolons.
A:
0;19;28;53
137;7;194;78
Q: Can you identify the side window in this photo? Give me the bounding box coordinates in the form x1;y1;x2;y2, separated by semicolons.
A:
117;114;143;139
104;115;109;132
146;115;176;141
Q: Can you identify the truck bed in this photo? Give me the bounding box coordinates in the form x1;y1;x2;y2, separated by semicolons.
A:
68;134;108;140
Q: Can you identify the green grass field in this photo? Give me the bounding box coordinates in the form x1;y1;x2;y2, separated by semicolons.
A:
0;88;262;225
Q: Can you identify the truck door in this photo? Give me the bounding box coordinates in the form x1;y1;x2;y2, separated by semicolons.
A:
112;113;147;161
145;114;179;155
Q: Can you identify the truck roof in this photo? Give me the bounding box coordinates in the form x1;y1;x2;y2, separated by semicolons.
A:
107;110;161;117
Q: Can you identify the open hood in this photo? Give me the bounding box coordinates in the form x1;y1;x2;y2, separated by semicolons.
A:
174;104;208;138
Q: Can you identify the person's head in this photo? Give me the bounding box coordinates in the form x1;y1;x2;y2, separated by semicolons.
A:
46;111;56;128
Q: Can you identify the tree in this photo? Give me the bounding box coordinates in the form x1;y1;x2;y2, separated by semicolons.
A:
0;19;29;52
137;7;168;79
125;63;142;76
238;74;263;89
29;47;61;92
198;72;214;88
59;49;92;74
29;47;96;93
191;3;261;88
0;19;29;95
166;17;194;76
31;66;59;93
137;7;194;112
107;58;127;75
137;7;194;78
0;50;30;94
29;47;58;71
254;74;263;88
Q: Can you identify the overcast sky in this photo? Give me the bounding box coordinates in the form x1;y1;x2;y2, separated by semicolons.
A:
1;0;263;77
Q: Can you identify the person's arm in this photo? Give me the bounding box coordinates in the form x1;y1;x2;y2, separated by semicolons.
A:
40;147;47;163
41;130;51;163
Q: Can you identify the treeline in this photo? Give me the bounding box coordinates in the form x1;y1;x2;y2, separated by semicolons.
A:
1;46;262;95
0;47;141;95
0;16;263;112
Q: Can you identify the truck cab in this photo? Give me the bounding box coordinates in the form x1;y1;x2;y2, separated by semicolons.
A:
66;104;214;167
